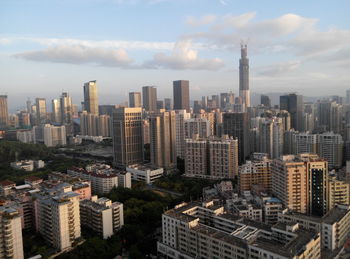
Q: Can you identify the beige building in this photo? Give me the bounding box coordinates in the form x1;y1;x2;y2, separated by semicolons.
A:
184;118;210;139
80;196;124;239
175;110;191;159
112;107;144;167
83;80;99;115
35;97;47;125
185;135;238;179
0;95;9;128
328;176;349;209
0;206;24;259
149;110;176;170
272;154;328;216
238;158;271;193
158;201;321;259
129;92;141;108
33;188;81;251
43;124;66;147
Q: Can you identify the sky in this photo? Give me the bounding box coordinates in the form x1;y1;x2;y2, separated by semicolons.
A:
1;0;350;111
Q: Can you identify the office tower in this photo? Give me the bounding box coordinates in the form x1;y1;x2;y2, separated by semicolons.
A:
0;95;9;128
280;93;304;131
26;99;32;113
317;132;343;169
112;107;143;167
157;100;164;109
238;157;271;193
142;119;150;145
294;132;317;154
260;94;271;108
80;111;98;136
60;92;73;124
272;154;328;216
304;102;315;132
149;110;176;169
184;118;211;139
175;110;191;159
158;201;321;259
185;135;238;179
328;176;349;209
83;80;99;114
223;112;249;164
164;98;172;110
220;92;234;110
193;100;202;114
173;80;190;112
0;207;24;259
258;117;283;159
80;196;124;239
239;44;250;108
43;124;67;147
51;98;61;124
129;92;141;108
33;189;81;251
35;98;47;125
201;96;208;110
142;86;157;112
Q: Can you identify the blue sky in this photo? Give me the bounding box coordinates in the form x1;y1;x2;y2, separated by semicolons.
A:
1;0;350;111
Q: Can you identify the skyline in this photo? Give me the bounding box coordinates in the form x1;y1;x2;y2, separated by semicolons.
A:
1;0;350;111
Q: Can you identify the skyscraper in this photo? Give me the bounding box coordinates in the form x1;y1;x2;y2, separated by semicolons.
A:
83;80;99;114
261;94;271;108
0;95;9;128
239;44;250;108
112;107;144;167
35;98;47;125
280;93;304;131
60;92;73;124
142;86;157;112
129;92;142;108
173;80;190;112
223;112;249;164
51;99;61;124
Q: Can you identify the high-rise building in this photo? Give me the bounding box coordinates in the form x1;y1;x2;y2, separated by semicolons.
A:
60;92;73;124
0;95;9;128
184;118;210;139
175;110;191;159
156;100;164;109
0;206;24;259
260;94;271;108
294;132;317;154
43;124;67;147
220;92;234;110
149;110;177;169
185;135;238;179
173;80;190;112
346;90;350;104
35;98;47;125
83;80;99;114
316;100;343;134
142;86;157;112
129;92;141;108
112;107;144;167
272;154;328;216
258;117;284;159
280;93;304;131
328;176;349;210
223;112;249;164
51;98;61;124
239;44;250;108
80;111;98;136
317;132;343;169
164;98;172;110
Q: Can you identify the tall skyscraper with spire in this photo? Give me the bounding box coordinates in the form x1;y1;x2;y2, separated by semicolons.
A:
239;44;250;109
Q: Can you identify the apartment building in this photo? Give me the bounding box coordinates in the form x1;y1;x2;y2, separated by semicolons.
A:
126;164;164;184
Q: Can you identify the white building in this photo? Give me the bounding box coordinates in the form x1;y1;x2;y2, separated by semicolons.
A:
126;164;164;184
175;110;191;159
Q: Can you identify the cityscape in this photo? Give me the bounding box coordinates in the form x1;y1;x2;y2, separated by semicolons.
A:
1;1;350;259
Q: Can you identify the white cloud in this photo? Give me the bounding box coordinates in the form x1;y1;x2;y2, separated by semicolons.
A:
256;61;301;77
142;40;224;70
14;45;133;67
186;15;216;26
0;38;11;45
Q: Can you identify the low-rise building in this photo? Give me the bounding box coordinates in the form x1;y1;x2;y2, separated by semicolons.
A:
10;160;45;172
126;164;164;184
80;196;124;239
0;180;16;196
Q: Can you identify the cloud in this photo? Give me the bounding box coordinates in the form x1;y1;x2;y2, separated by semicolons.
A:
256;61;301;77
0;38;11;45
14;45;133;67
142;40;224;70
186;15;216;26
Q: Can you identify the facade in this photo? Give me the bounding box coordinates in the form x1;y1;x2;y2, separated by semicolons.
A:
0;95;9;128
112;107;143;167
142;86;157;112
43;124;66;147
126;164;164;184
184;118;210;139
158;201;321;259
80;196;124;239
175;110;191;159
83;80;99;114
60;92;73;124
328;176;349;209
280;93;304;132
239;44;250;109
149;110;177;169
0;207;24;259
173;80;190;112
260;94;271;108
35;98;47;125
52;98;61;124
129;92;142;108
185;135;238;179
317;132;343;169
